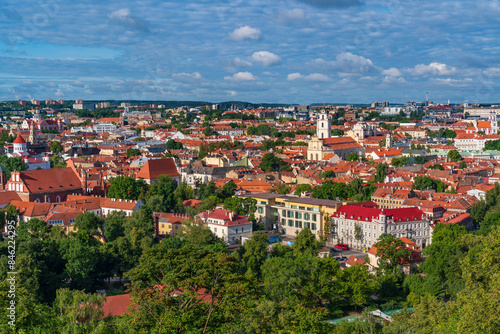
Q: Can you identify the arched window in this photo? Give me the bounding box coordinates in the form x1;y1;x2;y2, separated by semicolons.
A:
322;122;324;128
56;195;61;202
315;154;319;160
35;198;40;203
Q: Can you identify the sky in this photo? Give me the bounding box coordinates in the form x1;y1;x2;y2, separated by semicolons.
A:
1;0;500;104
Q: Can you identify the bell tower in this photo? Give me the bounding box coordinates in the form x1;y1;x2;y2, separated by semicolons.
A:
316;110;331;139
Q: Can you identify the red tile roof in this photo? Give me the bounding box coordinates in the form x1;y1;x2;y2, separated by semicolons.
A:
13;133;26;144
333;205;426;222
136;158;180;180
15;168;82;194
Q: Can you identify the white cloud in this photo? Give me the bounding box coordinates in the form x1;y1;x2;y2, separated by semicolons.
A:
108;8;150;32
287;72;331;82
382;68;402;77
228;90;238;96
411;62;457;76
483;67;500;78
173;72;202;79
250;51;282;66
382;76;407;84
224;71;257;81
233;57;252;67
229;26;261;41
309;52;379;76
429;78;475;87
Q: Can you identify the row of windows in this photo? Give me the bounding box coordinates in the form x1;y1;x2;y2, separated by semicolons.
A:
283;210;317;221
160;224;179;230
282;219;317;230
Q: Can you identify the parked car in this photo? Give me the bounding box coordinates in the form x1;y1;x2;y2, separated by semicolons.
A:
334;243;349;250
341;256;348;261
335;257;342;262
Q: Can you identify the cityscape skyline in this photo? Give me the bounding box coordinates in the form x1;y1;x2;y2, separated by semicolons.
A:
1;0;500;103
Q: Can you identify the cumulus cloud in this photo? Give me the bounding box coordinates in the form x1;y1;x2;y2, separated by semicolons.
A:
229;26;261;41
295;0;363;8
224;71;257;81
287;72;332;82
108;8;150;32
250;51;282;66
382;68;402;77
309;52;379;76
411;62;457;76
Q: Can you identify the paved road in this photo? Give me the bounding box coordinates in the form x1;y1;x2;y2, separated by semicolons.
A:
330;248;368;261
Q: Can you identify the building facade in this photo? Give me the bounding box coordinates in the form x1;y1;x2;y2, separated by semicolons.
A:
332;205;431;250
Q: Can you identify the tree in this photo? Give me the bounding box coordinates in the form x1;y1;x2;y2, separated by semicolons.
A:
346;152;360;161
374;163;388;183
107;175;148;200
320;170;335;179
50;154;67;168
343;264;374;311
103;210;127;242
259;153;282;172
279;164;292;173
275;183;291;195
49;141;63;153
374;234;410;275
166;139;183;150
0;156;28;179
292;228;321;256
241;232;269;277
74;212;104;238
459;161;467;169
447;149;461;162
126;148;141;157
294;183;312;196
219;181;237;199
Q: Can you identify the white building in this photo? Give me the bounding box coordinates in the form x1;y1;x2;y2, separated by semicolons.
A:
197;209;252;245
332;205;431;250
94;123;118;134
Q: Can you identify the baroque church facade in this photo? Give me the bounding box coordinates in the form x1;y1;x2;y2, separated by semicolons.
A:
307;110;364;161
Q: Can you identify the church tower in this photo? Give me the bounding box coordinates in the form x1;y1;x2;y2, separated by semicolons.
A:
385;133;392;148
28;121;36;144
316;110;331;139
489;113;498;134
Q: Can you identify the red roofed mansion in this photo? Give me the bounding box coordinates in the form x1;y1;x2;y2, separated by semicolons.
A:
136;158;181;185
197;209;252;245
332;204;431;250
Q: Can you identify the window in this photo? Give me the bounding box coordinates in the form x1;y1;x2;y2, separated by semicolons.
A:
281;218;286;225
242;227;244;232
258;207;263;214
288;219;293;227
236;229;238;233
312;214;317;221
304;222;310;229
295;221;302;228
311;223;317;230
282;210;286;216
304;213;310;220
162;224;164;228
288;211;293;218
215;228;217;232
295;212;302;219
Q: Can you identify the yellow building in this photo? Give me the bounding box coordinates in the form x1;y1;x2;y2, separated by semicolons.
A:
242;193;343;240
153;212;190;237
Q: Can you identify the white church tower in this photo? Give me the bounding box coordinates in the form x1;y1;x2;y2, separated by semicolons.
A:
316;110;331;139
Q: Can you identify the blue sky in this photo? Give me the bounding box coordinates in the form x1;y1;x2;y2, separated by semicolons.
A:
1;0;500;104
